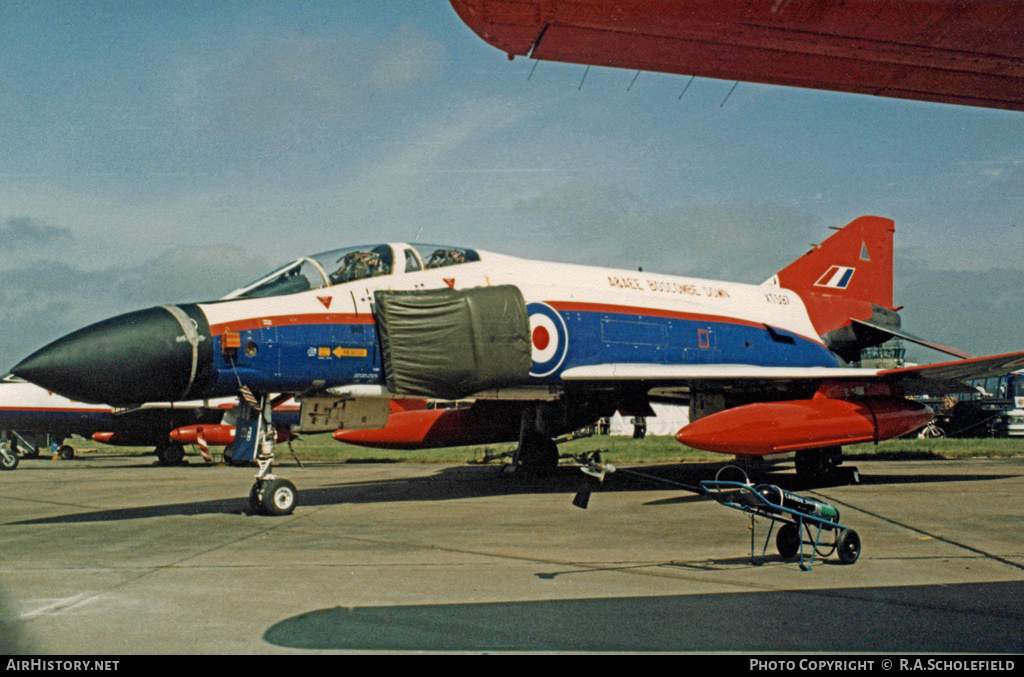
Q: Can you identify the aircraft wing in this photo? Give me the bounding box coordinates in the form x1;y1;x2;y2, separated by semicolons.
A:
850;318;974;360
876;350;1024;387
450;0;1024;112
560;351;1024;397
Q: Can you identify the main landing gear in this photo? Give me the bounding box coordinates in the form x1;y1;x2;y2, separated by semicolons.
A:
0;446;18;471
155;442;185;466
0;432;17;470
515;429;559;475
794;446;859;485
511;406;559;475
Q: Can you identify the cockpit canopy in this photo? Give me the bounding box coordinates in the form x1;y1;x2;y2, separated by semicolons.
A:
224;243;481;300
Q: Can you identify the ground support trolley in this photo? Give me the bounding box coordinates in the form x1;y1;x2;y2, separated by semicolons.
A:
700;475;861;570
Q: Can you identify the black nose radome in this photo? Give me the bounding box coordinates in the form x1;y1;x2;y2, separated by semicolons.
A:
13;304;212;405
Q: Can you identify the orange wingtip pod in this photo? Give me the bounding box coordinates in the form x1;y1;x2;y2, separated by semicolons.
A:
221;331;241;354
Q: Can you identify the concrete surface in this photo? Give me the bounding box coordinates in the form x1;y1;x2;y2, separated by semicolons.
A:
0;451;1022;654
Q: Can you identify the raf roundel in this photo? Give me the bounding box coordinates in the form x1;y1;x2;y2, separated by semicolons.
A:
527;302;568;377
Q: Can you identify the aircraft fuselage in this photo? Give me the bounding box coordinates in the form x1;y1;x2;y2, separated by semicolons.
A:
13;246;840;406
197;252;838;398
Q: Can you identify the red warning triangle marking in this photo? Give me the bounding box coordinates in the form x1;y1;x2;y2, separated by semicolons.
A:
443;278;455;288
318;296;332;309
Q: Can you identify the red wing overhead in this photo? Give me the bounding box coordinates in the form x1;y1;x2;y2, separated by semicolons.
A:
450;0;1024;112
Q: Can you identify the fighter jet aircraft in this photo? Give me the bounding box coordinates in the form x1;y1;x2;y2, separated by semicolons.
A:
13;216;1024;514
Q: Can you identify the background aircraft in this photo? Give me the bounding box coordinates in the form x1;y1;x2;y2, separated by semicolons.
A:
450;0;1024;112
12;216;1024;514
169;422;296;465
0;376;305;469
0;374;230;468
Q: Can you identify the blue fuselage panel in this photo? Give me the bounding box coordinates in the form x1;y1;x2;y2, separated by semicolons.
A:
550;304;838;377
203;303;836;395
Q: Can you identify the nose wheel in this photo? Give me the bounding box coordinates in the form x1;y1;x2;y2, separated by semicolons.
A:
249;477;298;516
247;431;299;516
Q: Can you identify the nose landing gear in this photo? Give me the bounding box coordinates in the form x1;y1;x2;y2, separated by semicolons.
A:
235;390;299;516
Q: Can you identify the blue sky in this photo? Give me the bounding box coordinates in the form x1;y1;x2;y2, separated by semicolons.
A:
1;1;1022;371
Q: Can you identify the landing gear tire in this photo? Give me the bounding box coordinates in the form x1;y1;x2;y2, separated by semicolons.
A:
155;443;185;466
0;453;18;471
795;446;841;482
57;445;75;461
248;483;261;513
837;529;861;565
250;479;297;516
776;522;800;559
517;432;559;475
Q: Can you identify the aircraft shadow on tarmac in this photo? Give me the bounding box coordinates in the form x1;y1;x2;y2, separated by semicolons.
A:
7;459;1020;526
261;580;1024;653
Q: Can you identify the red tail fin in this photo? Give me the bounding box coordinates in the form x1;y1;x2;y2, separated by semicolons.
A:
768;216;896;359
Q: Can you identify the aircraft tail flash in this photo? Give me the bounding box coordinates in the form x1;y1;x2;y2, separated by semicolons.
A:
772;215;895;310
768;216;897;362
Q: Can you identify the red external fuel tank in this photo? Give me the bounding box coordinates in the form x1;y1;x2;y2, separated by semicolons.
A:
676;396;933;456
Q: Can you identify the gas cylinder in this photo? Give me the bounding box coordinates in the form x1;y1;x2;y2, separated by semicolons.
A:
755;484;840;522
